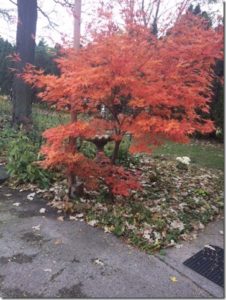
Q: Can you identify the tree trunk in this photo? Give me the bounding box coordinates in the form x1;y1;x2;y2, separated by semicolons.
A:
68;0;82;198
112;140;121;164
12;0;37;128
73;0;81;50
152;0;161;36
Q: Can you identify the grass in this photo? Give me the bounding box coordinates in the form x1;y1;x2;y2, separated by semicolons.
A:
153;141;224;170
0;96;69;130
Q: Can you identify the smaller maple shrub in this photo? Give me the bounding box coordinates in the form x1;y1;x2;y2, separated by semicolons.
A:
23;12;223;198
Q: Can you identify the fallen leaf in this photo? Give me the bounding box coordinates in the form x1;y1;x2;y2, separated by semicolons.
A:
39;208;46;214
44;268;52;272
32;225;41;231
93;258;104;266
69;216;77;221
170;276;178;283
87;220;98;227
13;202;20;206
75;213;84;218
204;245;215;251
54;239;63;245
5;194;12;197
143;230;151;240
80;198;87;203
219;230;223;235
104;225;114;233
170;220;184;232
27;192;36;201
57;216;64;222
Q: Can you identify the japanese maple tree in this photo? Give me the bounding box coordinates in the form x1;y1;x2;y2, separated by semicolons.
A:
23;3;223;198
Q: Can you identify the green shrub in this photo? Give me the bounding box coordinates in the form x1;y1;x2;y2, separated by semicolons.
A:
7;132;52;188
0;126;18;156
79;140;97;159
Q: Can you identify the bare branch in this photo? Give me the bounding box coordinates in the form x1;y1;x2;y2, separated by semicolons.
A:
37;5;59;31
0;8;14;22
52;0;74;9
8;0;17;6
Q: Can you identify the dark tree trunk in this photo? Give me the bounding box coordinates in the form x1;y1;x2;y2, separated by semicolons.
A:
112;140;121;164
12;0;37;127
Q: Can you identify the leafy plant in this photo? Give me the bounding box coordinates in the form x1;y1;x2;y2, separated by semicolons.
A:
79;141;97;159
0;126;18;156
7;132;52;188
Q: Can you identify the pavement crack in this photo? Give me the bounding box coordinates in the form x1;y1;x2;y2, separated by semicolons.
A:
50;268;64;282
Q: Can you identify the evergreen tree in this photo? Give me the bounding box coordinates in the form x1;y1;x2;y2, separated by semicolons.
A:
0;37;15;95
35;39;59;75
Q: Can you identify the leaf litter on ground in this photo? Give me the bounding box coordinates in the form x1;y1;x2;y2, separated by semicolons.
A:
8;155;224;254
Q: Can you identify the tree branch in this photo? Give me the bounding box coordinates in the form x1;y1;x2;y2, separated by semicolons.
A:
37;5;59;31
0;8;14;22
52;0;74;9
8;0;17;6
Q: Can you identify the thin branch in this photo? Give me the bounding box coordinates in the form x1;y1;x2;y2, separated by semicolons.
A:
37;5;60;32
0;9;14;22
8;0;17;6
53;0;74;9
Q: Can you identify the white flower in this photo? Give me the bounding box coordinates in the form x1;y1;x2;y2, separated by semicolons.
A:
176;156;191;165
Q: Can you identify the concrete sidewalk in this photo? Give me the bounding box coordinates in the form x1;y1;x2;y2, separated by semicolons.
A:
0;186;224;298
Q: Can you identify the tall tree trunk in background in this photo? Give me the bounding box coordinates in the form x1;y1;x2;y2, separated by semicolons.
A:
12;0;37;128
73;0;81;50
68;0;82;198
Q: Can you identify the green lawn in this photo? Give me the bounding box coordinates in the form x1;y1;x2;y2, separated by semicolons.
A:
153;141;224;170
0;96;69;131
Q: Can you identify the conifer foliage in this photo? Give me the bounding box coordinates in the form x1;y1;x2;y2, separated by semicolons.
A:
23;4;223;198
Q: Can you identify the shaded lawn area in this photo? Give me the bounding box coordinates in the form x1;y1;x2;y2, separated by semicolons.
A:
153;141;224;171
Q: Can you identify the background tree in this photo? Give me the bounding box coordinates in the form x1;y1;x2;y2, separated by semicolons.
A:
35;39;59;75
189;2;224;140
12;0;37;127
0;38;15;95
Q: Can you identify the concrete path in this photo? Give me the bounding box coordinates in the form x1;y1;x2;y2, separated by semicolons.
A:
0;186;224;298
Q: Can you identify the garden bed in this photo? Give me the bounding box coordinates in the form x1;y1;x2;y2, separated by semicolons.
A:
11;154;223;254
